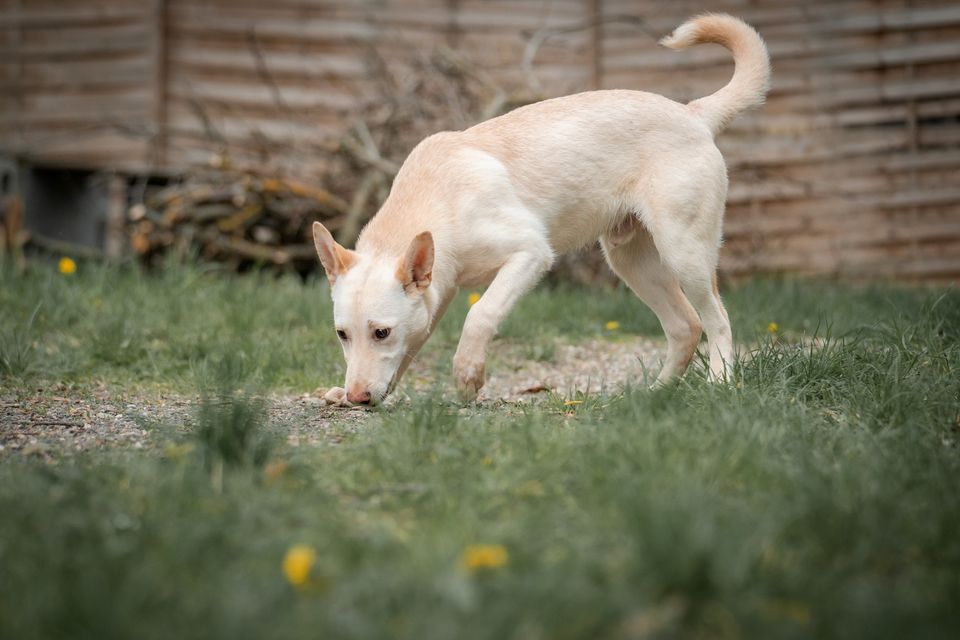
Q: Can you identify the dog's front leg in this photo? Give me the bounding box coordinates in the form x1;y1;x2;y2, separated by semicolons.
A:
454;249;552;400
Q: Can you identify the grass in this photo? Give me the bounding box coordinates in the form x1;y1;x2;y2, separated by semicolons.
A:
0;257;946;391
1;258;959;639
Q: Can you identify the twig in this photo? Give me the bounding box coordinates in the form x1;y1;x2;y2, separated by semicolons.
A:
344;121;400;175
184;93;227;147
521;15;655;95
247;27;296;121
200;229;315;265
338;169;380;245
434;46;505;97
28;234;104;259
5;419;84;428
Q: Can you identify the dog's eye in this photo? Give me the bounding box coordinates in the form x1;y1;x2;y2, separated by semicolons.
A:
373;328;391;341
336;329;348;341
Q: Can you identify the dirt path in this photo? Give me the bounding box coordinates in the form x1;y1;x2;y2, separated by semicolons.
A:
476;336;665;401
1;336;666;459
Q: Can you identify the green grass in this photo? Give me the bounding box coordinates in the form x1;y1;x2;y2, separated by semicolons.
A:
0;259;343;390
1;258;959;639
0;258;948;391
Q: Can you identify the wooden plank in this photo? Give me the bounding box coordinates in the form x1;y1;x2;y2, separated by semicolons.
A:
167;45;368;78
0;58;151;89
164;81;362;112
0;6;145;29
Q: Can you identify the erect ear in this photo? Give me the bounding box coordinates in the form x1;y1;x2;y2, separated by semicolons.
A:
396;231;434;295
312;221;357;285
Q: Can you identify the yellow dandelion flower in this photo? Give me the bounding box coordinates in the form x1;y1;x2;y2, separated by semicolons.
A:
282;544;316;587
58;257;77;275
264;460;288;484
767;322;780;334
481;456;494;466
468;292;482;306
765;600;811;624
517;479;545;497
460;544;508;574
562;400;583;407
162;442;195;461
605;320;620;331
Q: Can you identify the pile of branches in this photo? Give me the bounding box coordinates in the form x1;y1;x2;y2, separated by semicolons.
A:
129;170;347;272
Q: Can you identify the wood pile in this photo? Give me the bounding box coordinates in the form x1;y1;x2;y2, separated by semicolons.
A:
129;169;349;272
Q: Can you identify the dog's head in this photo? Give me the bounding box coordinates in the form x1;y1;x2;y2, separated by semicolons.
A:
312;221;434;405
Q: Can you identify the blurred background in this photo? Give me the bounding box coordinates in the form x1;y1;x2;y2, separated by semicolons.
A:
1;0;958;282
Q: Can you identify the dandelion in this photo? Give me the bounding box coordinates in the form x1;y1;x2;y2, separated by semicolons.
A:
58;257;77;275
767;322;780;334
460;544;508;574
765;600;811;624
162;442;195;462
468;292;482;306
517;479;545;497
282;544;316;588
481;456;494;466
264;460;288;484
605;320;620;331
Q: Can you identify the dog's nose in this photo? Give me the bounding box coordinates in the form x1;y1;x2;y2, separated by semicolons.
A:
346;389;372;404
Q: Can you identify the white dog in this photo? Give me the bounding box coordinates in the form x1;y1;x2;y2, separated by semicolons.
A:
313;14;770;405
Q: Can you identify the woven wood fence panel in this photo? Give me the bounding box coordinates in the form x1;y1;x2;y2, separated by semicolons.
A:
0;0;159;171
2;0;959;280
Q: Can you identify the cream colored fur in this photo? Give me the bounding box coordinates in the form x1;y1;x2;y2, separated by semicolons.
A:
313;14;771;405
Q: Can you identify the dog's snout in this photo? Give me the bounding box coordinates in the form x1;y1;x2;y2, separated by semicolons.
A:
347;388;372;404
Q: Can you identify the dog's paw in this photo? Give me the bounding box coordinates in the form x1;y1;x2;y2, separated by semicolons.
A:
322;386;352;407
453;352;486;402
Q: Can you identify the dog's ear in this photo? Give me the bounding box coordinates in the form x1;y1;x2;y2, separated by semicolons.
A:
313;221;356;285
397;231;434;295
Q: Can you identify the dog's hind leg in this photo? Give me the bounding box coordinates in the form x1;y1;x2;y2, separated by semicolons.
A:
601;223;702;384
640;195;733;380
676;262;732;380
453;246;554;400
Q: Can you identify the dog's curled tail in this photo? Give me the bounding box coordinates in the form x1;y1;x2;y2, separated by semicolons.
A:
660;14;771;136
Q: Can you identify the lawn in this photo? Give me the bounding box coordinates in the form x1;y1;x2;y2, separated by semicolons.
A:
1;258;959;639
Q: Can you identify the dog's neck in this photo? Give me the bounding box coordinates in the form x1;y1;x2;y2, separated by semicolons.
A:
421;245;457;330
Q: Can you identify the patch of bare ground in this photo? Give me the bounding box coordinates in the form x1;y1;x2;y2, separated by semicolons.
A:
1;336;668;459
0;385;368;461
476;336;667;402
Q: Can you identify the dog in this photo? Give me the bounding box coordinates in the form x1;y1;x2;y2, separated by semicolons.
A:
313;13;771;405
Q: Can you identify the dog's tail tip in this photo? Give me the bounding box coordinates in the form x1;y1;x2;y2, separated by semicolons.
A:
661;13;771;136
658;21;698;50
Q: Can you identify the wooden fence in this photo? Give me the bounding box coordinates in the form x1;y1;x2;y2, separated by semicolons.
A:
2;0;959;281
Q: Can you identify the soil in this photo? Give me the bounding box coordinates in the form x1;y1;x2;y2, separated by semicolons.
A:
1;336;666;460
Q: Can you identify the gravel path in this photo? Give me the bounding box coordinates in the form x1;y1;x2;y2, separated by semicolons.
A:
477;336;666;402
1;337;666;459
